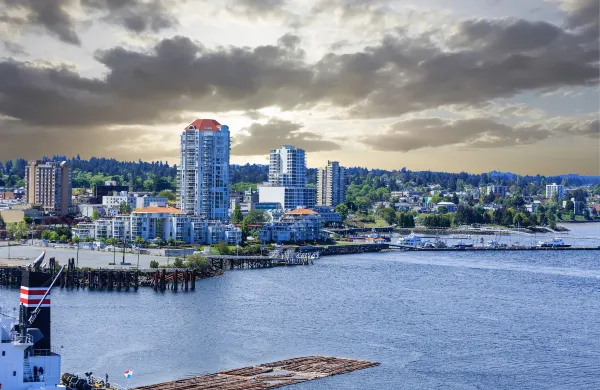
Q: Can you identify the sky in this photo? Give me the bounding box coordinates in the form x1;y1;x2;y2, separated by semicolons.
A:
0;0;598;175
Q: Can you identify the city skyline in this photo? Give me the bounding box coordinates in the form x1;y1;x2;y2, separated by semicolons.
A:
0;0;598;175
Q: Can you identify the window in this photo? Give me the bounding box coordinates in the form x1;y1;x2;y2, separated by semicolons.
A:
1;351;4;356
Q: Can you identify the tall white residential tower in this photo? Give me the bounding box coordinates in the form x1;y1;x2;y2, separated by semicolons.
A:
177;119;230;220
259;145;315;209
317;161;346;206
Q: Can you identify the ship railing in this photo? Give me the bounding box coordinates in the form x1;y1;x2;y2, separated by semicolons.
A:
10;331;33;344
30;347;61;356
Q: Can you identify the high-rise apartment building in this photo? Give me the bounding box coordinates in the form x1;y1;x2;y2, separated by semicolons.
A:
268;145;307;186
317;161;346;206
24;160;72;216
177;119;230;220
546;183;564;200
259;145;315;209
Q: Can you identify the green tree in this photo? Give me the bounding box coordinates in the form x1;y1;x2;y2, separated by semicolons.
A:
7;220;28;239
167;238;176;246
184;254;211;270
119;201;132;214
335;203;350;221
41;229;52;240
513;212;529;227
243;210;269;225
59;234;68;243
215;241;232;255
232;203;243;224
49;231;60;242
173;258;184;268
72;235;80;244
134;236;144;247
437;206;448;214
157;189;176;202
91;209;100;221
150;260;160;268
378;207;396;225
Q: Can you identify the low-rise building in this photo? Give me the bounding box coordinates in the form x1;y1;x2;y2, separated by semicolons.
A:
72;206;241;245
102;192;168;211
259;208;322;244
435;202;458;213
311;206;342;224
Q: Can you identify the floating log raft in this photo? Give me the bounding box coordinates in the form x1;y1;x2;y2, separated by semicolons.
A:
133;356;380;390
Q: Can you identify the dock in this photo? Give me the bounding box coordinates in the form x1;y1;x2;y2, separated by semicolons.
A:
133;356;380;390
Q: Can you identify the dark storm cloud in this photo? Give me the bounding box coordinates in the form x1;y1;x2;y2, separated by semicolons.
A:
0;0;598;159
0;0;81;45
0;0;179;47
82;0;178;33
361;116;598;152
0;119;179;161
232;119;341;156
0;35;313;127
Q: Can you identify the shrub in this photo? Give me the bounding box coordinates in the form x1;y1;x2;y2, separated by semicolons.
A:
149;260;159;269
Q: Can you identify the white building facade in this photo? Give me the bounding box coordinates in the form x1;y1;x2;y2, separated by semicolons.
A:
317;160;345;207
259;145;315;209
259;208;323;244
72;206;241;245
177;119;230;221
546;183;565;199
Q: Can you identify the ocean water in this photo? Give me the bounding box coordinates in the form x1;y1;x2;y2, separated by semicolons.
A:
1;249;600;389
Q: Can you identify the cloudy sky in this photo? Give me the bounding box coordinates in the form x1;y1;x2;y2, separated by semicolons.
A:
0;0;598;175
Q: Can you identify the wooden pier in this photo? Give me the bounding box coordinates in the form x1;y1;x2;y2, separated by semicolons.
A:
133;356;380;390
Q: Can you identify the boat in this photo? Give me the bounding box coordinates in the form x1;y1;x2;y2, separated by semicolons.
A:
453;241;474;248
396;233;423;248
536;238;571;248
0;252;124;390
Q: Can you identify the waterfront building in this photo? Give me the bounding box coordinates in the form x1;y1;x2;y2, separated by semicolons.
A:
24;160;72;216
546;183;565;199
102;192;168;210
178;119;230;220
317;161;346;207
259;208;322;244
72;206;241;245
311;206;342;224
486;185;507;198
259;145;315;209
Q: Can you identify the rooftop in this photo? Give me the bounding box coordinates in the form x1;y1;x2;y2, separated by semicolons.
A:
286;208;318;215
134;206;184;214
185;119;221;131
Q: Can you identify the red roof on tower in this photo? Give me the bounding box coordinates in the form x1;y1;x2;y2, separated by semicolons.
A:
185;119;221;131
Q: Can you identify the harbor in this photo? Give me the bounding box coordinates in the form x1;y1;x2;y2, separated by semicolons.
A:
0;247;598;388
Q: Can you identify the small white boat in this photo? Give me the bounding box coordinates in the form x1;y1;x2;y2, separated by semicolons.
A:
396;233;423;247
537;238;571;248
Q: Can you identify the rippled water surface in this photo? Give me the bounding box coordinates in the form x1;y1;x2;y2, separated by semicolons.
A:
2;249;600;389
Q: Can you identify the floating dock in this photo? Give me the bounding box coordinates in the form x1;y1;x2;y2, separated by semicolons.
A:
133;356;380;389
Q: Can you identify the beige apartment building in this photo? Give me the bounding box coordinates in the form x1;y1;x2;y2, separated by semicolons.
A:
24;160;72;216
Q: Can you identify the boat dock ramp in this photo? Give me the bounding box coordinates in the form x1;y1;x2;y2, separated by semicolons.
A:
133;356;379;390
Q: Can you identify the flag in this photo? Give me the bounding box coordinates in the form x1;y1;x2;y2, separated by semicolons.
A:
125;370;133;379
